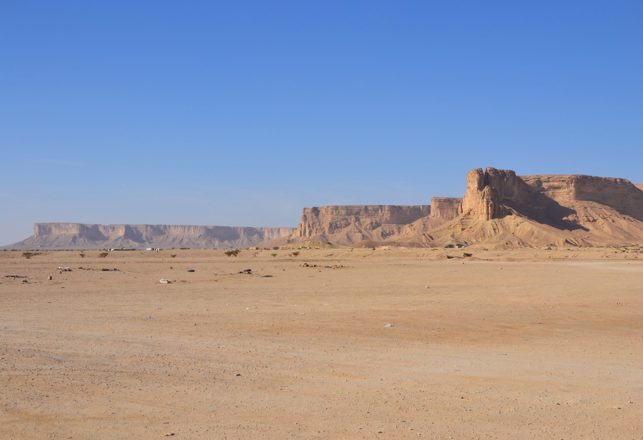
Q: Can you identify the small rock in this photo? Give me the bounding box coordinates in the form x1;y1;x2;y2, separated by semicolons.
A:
48;275;53;280
187;269;195;273
384;323;395;328
159;278;172;284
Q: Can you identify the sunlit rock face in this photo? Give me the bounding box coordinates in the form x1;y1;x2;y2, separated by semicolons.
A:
12;223;295;249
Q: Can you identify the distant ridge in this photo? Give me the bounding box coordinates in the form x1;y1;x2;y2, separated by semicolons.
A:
6;168;643;250
5;223;295;250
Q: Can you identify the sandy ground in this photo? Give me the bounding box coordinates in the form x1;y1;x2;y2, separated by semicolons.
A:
1;247;642;439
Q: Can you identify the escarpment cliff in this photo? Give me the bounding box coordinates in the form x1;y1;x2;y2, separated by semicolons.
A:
448;168;643;247
292;167;643;248
6;168;643;250
294;205;430;245
429;198;462;226
9;223;295;249
522;175;643;222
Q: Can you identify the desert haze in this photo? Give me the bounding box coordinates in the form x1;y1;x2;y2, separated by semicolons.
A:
1;167;642;439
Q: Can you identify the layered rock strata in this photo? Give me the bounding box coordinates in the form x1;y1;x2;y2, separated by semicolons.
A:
294;205;430;244
8;223;295;249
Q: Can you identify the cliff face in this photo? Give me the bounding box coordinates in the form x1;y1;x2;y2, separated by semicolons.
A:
9;223;295;249
445;169;643;247
294;205;430;244
293;168;643;248
523;175;643;221
429;197;462;220
8;168;643;250
427;197;462;227
461;168;534;220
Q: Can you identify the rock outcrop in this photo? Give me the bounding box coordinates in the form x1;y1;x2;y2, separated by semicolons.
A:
445;169;643;248
429;197;462;226
7;168;643;250
7;223;295;250
290;167;643;248
523;175;643;221
461;168;535;221
294;205;430;245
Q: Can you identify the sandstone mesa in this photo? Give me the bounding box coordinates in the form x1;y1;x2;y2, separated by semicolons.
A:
7;167;643;250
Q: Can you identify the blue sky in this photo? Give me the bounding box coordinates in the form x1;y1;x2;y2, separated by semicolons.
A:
1;1;642;244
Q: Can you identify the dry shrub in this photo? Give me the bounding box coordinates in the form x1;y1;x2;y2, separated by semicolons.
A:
98;252;109;258
224;249;240;257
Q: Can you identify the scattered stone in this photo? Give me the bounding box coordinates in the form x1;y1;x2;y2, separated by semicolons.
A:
5;275;27;279
187;269;196;273
57;266;72;272
301;262;345;269
384;323;395;328
235;373;242;377
48;275;53;280
239;269;252;275
463;252;473;258
159;278;172;284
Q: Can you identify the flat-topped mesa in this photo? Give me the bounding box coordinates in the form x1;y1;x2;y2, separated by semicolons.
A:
429;197;462;225
18;223;296;249
523;175;643;221
295;205;430;241
461;168;534;220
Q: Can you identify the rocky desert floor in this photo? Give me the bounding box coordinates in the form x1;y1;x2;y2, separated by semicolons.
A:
1;247;642;439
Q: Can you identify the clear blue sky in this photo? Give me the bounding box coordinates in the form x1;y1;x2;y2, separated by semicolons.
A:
1;1;642;244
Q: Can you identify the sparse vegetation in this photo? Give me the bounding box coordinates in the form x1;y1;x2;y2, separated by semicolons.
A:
21;252;40;259
290;251;300;257
98;252;109;258
79;253;85;258
271;253;277;257
171;254;177;258
224;249;241;257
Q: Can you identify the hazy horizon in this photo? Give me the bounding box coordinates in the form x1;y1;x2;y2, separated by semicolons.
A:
2;1;642;245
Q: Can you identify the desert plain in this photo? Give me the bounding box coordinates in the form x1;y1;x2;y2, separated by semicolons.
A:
1;247;642;439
